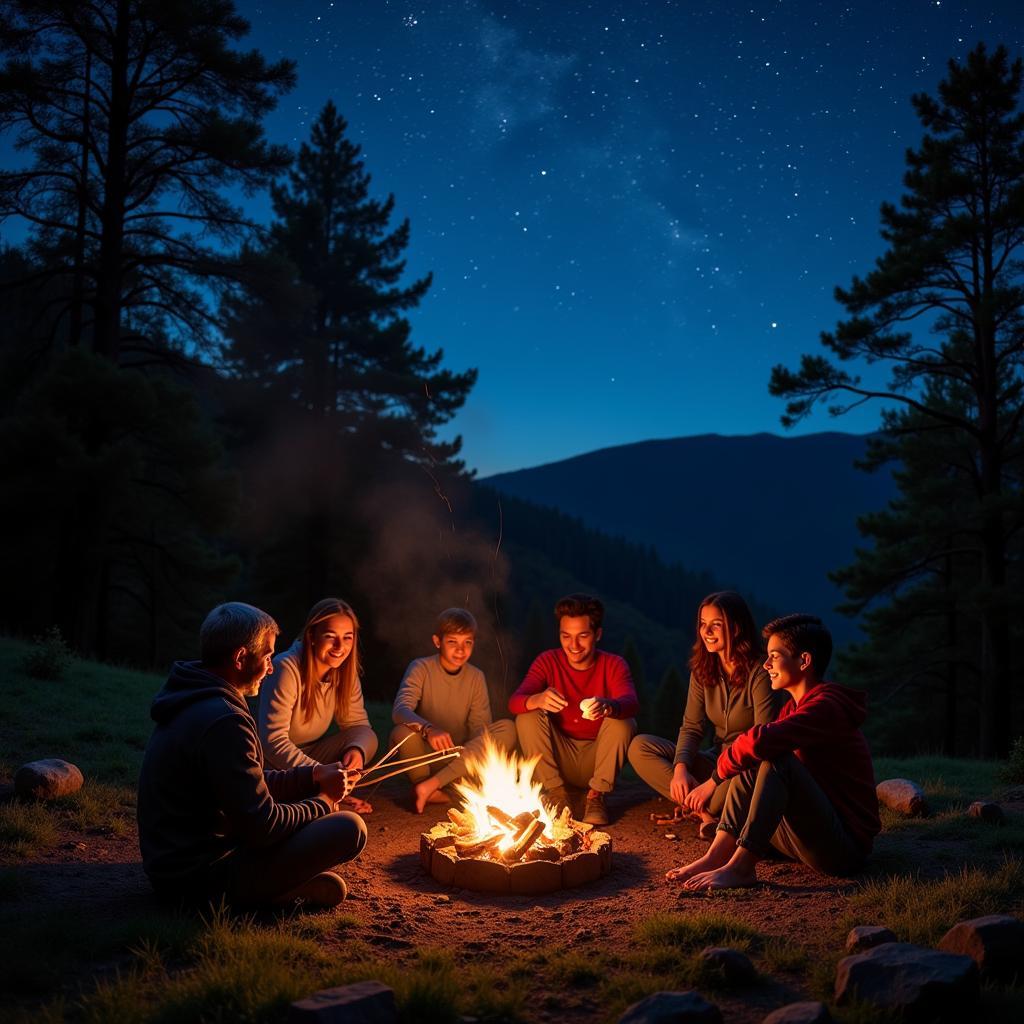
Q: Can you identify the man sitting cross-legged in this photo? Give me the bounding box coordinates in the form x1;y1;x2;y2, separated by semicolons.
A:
666;613;880;890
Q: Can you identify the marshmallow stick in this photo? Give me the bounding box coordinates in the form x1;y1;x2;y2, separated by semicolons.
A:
352;749;462;789
359;746;465;778
364;729;417;775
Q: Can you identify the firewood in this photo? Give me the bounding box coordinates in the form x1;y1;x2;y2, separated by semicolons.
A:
486;805;516;828
455;832;504;858
525;845;560;862
502;817;546;863
447;807;473;829
557;832;582;857
511;810;538;830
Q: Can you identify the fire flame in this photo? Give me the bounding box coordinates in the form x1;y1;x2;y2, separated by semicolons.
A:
452;736;564;849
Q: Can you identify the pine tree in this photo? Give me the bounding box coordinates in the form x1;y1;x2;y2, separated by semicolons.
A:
770;44;1024;756
0;0;294;358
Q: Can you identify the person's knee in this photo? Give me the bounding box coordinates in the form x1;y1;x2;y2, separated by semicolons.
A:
489;718;517;750
362;732;380;761
627;732;653;765
515;709;546;739
327;810;368;859
600;716;636;745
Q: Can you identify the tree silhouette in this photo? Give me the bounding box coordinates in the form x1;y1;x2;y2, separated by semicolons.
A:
0;0;294;358
770;44;1024;756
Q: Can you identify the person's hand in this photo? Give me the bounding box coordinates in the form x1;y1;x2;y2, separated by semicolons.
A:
341;748;364;771
670;764;696;806
581;697;614;721
313;761;357;803
424;724;455;751
528;688;568;713
683;777;716;813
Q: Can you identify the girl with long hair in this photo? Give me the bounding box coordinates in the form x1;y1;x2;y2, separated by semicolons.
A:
258;598;379;814
628;591;782;836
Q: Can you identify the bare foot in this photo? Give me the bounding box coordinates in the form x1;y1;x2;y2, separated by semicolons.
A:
682;863;759;890
413;778;451;814
665;850;721;884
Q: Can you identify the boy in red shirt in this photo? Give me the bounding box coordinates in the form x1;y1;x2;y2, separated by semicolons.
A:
667;613;879;889
509;593;639;825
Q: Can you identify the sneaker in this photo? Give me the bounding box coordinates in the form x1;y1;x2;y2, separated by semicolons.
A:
582;790;609;826
277;871;347;908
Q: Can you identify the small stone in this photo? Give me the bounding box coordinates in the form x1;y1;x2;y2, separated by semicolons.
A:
938;914;1024;982
433;894;450;903
835;942;978;1020
762;1001;832;1024
876;778;928;817
14;758;84;800
617;990;722;1024
665;833;678;840
699;946;757;985
967;801;1004;824
289;980;396;1023
845;925;897;953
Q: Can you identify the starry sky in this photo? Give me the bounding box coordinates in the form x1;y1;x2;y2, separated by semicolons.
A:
9;2;1024;477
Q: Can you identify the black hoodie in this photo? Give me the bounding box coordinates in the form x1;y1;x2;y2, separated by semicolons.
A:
137;660;331;891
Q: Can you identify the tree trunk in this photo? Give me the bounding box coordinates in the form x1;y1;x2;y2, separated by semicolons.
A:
92;0;131;360
69;50;92;348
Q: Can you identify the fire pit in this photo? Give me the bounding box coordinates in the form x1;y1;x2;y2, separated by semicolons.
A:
419;739;612;895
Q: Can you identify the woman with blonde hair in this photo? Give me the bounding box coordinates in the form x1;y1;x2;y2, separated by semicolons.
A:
258;598;378;814
628;591;783;836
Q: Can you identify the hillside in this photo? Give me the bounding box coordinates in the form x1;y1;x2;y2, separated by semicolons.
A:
482;432;896;641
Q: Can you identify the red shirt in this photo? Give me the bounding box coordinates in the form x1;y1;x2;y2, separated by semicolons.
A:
508;649;639;740
716;681;881;854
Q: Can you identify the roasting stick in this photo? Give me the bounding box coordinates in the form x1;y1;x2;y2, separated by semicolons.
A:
363;729;417;776
358;746;465;778
351;748;462;789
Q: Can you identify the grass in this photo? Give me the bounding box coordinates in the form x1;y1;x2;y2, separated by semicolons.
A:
3;634;1024;1023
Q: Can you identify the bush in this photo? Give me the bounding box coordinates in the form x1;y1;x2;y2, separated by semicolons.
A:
997;736;1024;786
21;626;72;680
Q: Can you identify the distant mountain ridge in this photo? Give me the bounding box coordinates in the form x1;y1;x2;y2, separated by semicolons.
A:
482;432;897;641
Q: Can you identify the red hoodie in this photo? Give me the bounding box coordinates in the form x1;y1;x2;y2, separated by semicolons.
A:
716;681;880;854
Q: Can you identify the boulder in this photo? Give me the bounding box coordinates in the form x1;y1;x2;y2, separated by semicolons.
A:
876;778;928;817
14;758;83;800
938;914;1024;982
762;1002;832;1024
699;946;757;985
967;801;1004;824
845;925;897;953
617;990;722;1024
289;980;396;1023
835;942;978;1020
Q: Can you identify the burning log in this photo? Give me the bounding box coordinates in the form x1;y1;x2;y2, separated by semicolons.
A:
525;845;560;863
502;816;547;864
455;832;505;858
511;810;539;830
486;805;516;828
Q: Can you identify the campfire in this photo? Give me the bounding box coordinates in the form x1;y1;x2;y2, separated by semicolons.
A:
419;738;612;894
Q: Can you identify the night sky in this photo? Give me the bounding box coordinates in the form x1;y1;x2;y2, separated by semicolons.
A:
9;3;1024;476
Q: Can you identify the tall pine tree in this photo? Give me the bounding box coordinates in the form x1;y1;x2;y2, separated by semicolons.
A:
770;44;1024;756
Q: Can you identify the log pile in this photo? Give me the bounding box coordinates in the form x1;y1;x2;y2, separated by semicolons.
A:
420;805;612;894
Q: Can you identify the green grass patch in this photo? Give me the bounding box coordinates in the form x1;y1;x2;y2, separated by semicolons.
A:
0;801;60;858
873;755;1001;811
846;857;1024;946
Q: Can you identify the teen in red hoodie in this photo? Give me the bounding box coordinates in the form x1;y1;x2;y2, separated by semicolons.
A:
666;613;880;890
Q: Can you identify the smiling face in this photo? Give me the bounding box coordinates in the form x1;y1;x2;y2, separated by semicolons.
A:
434;630;475;672
236;634;276;697
763;634;809;694
559;614;601;670
311;613;355;677
698;604;731;659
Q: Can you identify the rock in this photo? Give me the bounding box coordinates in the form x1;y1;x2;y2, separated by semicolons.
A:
617;990;722;1024
699;946;757;985
14;758;84;800
967;801;1004;824
845;925;897;953
289;980;396;1023
835;942;978;1020
762;1001;832;1024
876;778;928;816
938;914;1024;982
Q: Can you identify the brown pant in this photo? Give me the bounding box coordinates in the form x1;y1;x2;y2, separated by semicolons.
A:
515;710;636;794
627;733;730;816
387;719;518;788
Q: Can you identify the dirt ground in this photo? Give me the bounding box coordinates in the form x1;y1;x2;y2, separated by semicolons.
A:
11;776;875;1022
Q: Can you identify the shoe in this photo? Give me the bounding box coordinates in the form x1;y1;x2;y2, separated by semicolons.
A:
277;871;347;908
543;784;573;816
582;790;609;826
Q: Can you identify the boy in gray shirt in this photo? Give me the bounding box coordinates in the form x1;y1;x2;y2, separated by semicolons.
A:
391;608;517;813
